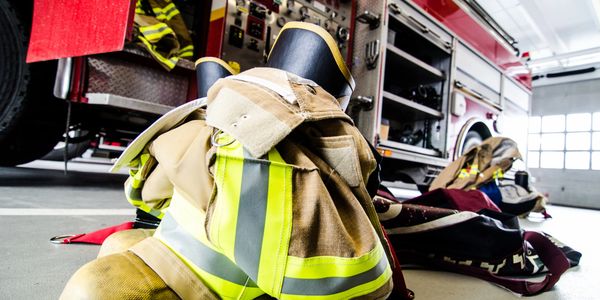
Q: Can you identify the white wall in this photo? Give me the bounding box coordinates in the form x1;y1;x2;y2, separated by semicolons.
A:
530;78;600;209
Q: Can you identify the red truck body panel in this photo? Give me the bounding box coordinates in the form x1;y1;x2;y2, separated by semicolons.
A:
412;0;532;90
27;0;135;63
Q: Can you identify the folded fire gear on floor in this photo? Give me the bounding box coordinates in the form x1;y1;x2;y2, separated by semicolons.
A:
62;23;408;300
374;187;581;296
430;137;548;217
134;0;194;70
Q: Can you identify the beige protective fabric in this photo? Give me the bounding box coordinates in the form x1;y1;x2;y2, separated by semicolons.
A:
430;136;547;215
148;69;391;297
147;72;384;258
130;238;219;300
98;229;155;258
64;67;392;299
60;251;180;300
430;137;521;190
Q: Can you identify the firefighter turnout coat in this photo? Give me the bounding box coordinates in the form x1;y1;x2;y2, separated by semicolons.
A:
62;67;393;300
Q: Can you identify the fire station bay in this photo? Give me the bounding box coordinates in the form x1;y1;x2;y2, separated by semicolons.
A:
2;0;600;299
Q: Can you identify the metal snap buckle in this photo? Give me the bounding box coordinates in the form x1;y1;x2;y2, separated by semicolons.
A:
211;129;235;147
49;234;79;244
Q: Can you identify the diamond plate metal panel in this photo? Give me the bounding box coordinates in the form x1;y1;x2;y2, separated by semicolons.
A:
87;56;189;107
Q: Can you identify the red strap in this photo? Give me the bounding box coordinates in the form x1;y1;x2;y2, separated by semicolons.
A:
51;222;135;245
381;226;414;300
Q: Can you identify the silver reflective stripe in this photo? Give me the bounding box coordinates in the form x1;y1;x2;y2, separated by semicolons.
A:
160;213;258;287
234;150;270;281
281;255;389;295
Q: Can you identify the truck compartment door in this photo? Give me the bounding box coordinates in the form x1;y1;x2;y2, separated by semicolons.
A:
27;0;134;62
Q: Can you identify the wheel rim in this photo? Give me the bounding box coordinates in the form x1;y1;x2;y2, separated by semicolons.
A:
0;1;28;131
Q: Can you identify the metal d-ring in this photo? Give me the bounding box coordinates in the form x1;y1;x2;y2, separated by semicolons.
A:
211;129;235;147
49;234;78;244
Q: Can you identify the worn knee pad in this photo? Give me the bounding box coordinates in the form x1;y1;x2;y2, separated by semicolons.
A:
60;251;179;300
98;229;156;258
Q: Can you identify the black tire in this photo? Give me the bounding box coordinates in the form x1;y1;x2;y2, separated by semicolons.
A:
0;0;66;166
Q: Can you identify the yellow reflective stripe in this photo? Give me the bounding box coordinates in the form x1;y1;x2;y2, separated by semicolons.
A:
124;182;166;219
137;36;177;69
179;45;194;57
155;213;263;300
280;266;392;300
493;168;504;179
179;52;194;58
256;149;293;296
212;140;244;259
458;163;479;178
279;245;390;298
191;266;263;300
126;198;165;219
123;151;167;219
213;134;293;296
139;23;175;42
284;244;385;279
153;4;180;21
162;3;180;20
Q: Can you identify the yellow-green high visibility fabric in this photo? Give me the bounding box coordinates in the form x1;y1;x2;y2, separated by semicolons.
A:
125;151;168;219
156;134;391;299
136;1;180;21
134;0;193;70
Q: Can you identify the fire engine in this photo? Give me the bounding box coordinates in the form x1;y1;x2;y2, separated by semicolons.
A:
0;0;531;192
350;0;531;192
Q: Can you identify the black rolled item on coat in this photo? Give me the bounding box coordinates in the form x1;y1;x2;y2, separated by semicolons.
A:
195;57;237;98
266;22;355;101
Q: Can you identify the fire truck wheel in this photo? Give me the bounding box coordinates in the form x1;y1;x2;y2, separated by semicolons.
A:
0;0;66;166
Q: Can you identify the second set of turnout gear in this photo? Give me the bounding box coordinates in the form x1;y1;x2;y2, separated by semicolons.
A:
134;0;194;70
431;137;548;217
61;22;406;299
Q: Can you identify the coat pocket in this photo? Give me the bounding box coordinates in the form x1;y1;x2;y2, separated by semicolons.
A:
309;135;363;188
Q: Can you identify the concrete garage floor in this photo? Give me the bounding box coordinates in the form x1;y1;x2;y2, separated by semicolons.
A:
0;161;598;299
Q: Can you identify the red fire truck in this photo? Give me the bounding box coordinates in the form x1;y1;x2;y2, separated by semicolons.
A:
350;0;531;192
0;0;354;166
0;0;531;192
